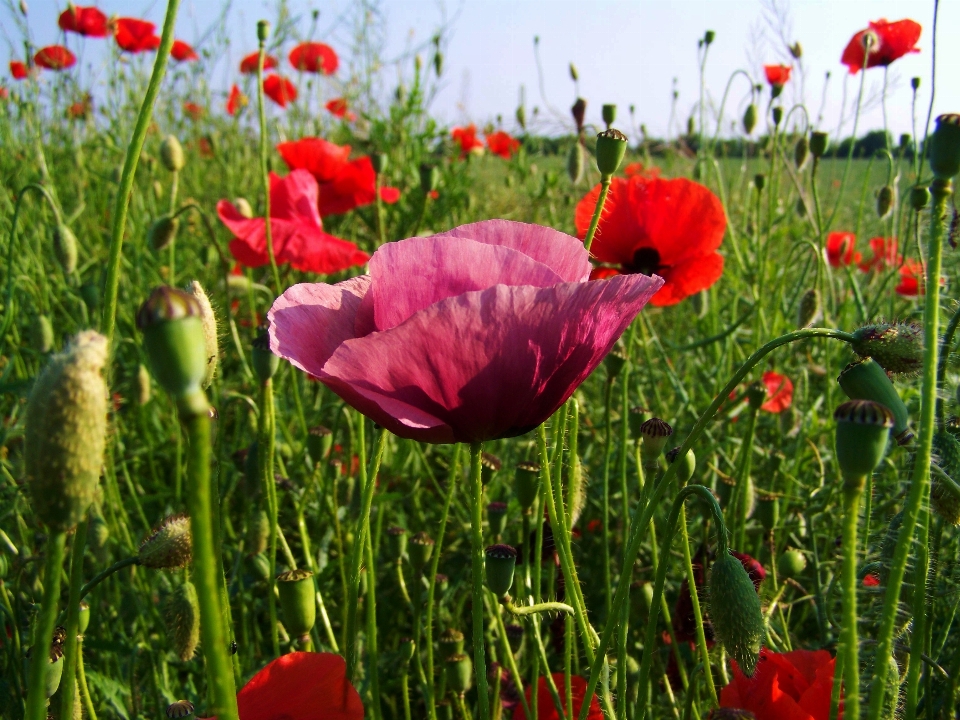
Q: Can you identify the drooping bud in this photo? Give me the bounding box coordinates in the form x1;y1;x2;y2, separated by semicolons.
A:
186;281;219;389
277;568;316;637
928;113;960;181
710;551;764;677
794;136;809;169
446;654;473;695
52;223;78;274
160;135;185;172
566;141;585;184
876;185;894;219
166;700;196;719
571;98;586;133
639;418;673;462
164;581;200;661
796;288;821;328
137;287;208;406
138;514;192;569
838;358;911;444
665;446;696;485
419;163;439;193
30;314;54;354
487;502;508;539
516;104;526;130
409;531;435;573
148;215;179;251
931;431;960;525
742;104;758;135
810;131;828;158
834;400;894;483
601;103;617;129
439;628;465;659
910;185;930;211
480;452;501;485
851;322;923;375
596;129;627;178
25;331;108;531
777;548;807;579
484;544;517;597
514;462;541;512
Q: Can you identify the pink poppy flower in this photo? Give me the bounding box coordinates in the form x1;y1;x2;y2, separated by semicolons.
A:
761;371;793;413
217;169;369;275
268;220;663;443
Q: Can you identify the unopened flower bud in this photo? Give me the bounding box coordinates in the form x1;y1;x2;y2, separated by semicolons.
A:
186;281;219;389
794;136;809;169
754;173;765;192
704;30;716;45
796;288;821;328
929;114;960;180
838;358;911;445
910;185;930;211
851;322;923;375
433;51;443;76
164;581;200;661
439;628;465;659
516;104;526;130
665;446;696;484
810;131;828;158
30;314;54;354
568;63;578;82
160;135;185;172
446;654;473;695
77;601;90;635
789;41;802;59
755;493;779;531
25;331;108;531
745;382;766;410
419;163;438;193
604;350;626;379
742;104;758;135
876;185;894;219
52;223;78;274
139;514;192;569
710;550;764;677
277;568;316;637
487;502;508;539
567;141;585;184
628;406;649;440
306;425;333;463
834;400;893;484
596;129;627;178
484;544;517;597
246;510;269;555
514;462;541;511
257;20;270;43
399;637;416;664
778;548;807;578
370;152;388;175
601;103;616;128
771;106;783;126
166;700;195;719
148;215;179;251
409;531;434;573
911;77;921;91
639;418;673;462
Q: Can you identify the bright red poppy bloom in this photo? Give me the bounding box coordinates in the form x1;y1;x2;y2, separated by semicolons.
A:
487;130;521;159
114;18;159;53
452;124;484;158
380;187;401;204
764;64;792;87
825;231;861;267
761;371;793;413
170;40;198;62
218;170;368;275
858;237;900;272
721;647;840;720
512;673;603;720
226;84;247;116
895;259;924;296
841;19;921;74
34;46;76;71
182;101;204;120
575;175;727;307
240;52;277;74
10;61;29;80
263;74;297;107
289;42;339;74
58;5;109;37
326;97;349;117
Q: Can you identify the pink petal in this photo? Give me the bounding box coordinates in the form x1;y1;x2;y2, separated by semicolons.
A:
367;235;564;331
319;272;663;443
270;169;323;228
434;219;592;282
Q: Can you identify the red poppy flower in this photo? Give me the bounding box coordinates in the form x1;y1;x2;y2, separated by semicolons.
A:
720;647;840;720
487;130;521;159
512;673;603;720
452;124;484;158
841;19;921;74
858;237;900;272
170;40;198;62
240;52;277;74
34;46;76;71
226;84;247;116
825;231;861;267
217;169;369;274
114;18;159;53
263;74;297;107
575;175;726;307
895;259;924;296
764;64;792;87
10;61;29;80
380;187;401;204
58;5;108;38
761;371;793;413
183;101;204;120
289;42;339;74
326;97;349;117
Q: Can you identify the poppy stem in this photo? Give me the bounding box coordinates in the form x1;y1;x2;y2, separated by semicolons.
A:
902;501;930;720
678;505;719;708
256;33;283;298
59;519;88;720
468;441;491;720
258;376;280;657
24;530;66;720
582;177;611;253
839;478;865;720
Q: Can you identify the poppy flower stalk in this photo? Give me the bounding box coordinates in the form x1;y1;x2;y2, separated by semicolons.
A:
468;442;492;720
583;130;627;252
254;20;282;296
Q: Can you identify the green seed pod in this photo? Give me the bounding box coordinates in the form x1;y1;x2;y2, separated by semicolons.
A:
139;514;192;569
166;700;196;719
928;113;960;180
148;215;179;251
505;623;524;653
257;19;270;42
164;581;200;661
480;452;501;486
445;654;473;695
419;164;439;193
306;425;333;464
160;135;185;172
601;104;617;128
710;550;764;677
78;601;90;635
666;446;696;485
439;628;465;659
387;526;408;561
755;494;779;532
409;531;434;574
433;51;443;77
30;314;54;354
137;287;208;404
771;106;783;126
234;197;255;219
277;568;316;637
851;322;923;376
834;400;894;483
186;281;219;389
567;141;585;184
487;502;508;539
25;331;108;531
52;224;78;274
742;104;758;135
516;104;526;131
876;185;894;219
246;510;270;556
639;418;673;462
514;462;541;512
810;131;828;158
910;185;930;211
838;358;912;444
796;288;821;328
931;431;960;525
604;351;626;379
754;174;765;192
777;548;807;579
484;544;517;597
370;153;388;175
794;136;809;169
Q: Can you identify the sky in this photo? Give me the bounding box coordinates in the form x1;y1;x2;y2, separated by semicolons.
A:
2;0;956;140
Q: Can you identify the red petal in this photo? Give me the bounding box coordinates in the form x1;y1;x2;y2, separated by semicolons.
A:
379;186;401;204
34;46;76;71
289;42;339;74
760;371;794;413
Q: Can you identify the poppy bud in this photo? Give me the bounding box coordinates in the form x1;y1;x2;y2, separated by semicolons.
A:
514;462;541;512
30;314;54;354
148;215;179;251
184;281;219;389
834;400;894;484
604;350;626;379
639;417;673;462
277;568;316;637
251;325;279;382
931;431;960;525
27;640;64;700
567;141;585;184
160;135;185;172
710;550;764;677
484;544;517;597
742;104;758;135
571;98;586;133
704;30;716;45
838;358;911;445
755;493;779;532
234;197;254;219
628;406;650;440
851;322;923;376
929;114;960;180
789;41;802;59
569;63;578;82
754;173;765;192
876;185;894;219
139;514;192;569
246;510;269;555
164;581;200;661
745;382;766;410
665;446;695;485
257;20;270;43
151;180;164;201
446;653;473;695
52;223;78;274
796;288;821;328
809;131;828;159
409;531;434;573
602;103;616;129
686;116;696;137
771;106;783;126
25;331;108;532
439;628;465;659
487;502;508;539
911;77;920;91
516;104;526;130
596;129;627;178
910;185;930;211
778;548;807;578
305;425;333;464
419;163;439;193
481;452;502;485
249;552;270;581
370;152;388;175
794;136;809;169
433;51;443;76
166;700;195;719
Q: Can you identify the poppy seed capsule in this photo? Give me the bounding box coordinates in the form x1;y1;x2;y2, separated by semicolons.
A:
408;531;435;573
834;400;894;484
794;136;809;169
137;287;208;406
602;103;616;128
306;425;333;463
931;431;960;525
484;544;517;597
439;628;465;659
753;174;765;192
481;452;502;485
25;330;108;532
745;381;766;410
928;113;960;180
876;185;894;219
810;131;828;158
387;526;408;560
639;417;673;461
160;135;185;172
164;581;200;661
487;502;509;539
166;700;196;719
148;215;179;251
596;128;628;178
666;446;696;485
514;462;541;512
704;30;716;45
771;106;783;126
52;223;78;274
251;325;279;381
778;548;807;578
446;653;473;695
838;358;911;444
139;514;192;569
277;568;316;637
910;185;931;211
710;550;764;677
566;142;585;184
851;322;923;376
186;281;219;389
742;104;758;135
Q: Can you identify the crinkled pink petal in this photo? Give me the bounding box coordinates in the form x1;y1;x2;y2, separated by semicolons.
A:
367;235;564;331
318;272;662;442
434;219;592;282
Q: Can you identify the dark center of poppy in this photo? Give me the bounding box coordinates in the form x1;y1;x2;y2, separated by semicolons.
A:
623;247;665;276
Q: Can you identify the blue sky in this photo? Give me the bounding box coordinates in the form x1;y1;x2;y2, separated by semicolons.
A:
2;0;956;140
